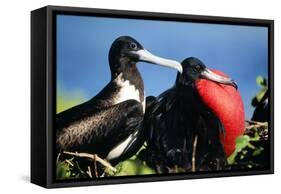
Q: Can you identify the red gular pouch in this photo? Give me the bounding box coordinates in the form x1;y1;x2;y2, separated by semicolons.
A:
195;70;245;156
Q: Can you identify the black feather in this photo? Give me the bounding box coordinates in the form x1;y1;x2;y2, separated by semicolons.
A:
57;100;143;161
144;85;227;172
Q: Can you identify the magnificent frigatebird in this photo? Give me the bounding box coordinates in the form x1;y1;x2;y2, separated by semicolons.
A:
144;57;245;172
56;36;182;165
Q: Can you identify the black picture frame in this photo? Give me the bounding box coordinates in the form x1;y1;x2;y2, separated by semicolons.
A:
31;5;274;188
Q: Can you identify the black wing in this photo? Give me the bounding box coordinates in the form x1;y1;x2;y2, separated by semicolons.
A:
195;109;227;171
56;80;121;130
56;99;143;159
111;95;158;163
144;87;184;172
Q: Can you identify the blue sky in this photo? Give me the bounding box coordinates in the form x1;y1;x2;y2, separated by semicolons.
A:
57;15;268;119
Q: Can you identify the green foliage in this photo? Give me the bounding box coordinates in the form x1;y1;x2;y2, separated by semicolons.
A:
228;135;254;164
57;84;87;113
253;76;268;103
56;158;86;180
56;160;73;179
256;76;267;88
56;155;88;180
105;158;155;176
227;121;268;169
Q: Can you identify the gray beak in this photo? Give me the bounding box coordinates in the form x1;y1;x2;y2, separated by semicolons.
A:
201;68;238;89
129;49;183;73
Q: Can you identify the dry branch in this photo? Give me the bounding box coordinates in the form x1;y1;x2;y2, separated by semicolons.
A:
245;120;268;141
87;166;93;178
245;120;268;130
65;159;74;167
192;136;198;172
63;151;117;172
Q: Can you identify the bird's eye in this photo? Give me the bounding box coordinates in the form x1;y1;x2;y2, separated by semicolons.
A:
195;65;201;71
129;42;138;50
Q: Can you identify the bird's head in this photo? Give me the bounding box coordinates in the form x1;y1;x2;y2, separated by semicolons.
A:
176;57;237;89
177;57;244;156
109;36;182;78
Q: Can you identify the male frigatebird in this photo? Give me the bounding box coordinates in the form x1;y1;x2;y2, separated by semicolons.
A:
56;36;182;165
144;57;245;172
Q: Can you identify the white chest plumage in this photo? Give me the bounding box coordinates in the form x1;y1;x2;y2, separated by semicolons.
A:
113;73;145;112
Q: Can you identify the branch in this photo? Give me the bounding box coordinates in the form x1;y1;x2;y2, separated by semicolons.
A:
87;166;93;178
192;136;198;172
245;120;268;130
65;159;74;167
63;151;117;172
93;158;98;178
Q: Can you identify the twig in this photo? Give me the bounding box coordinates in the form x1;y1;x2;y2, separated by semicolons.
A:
65;159;74;167
245;120;268;130
245;120;266;125
93;155;98;178
87;166;92;178
75;161;86;175
192;136;198;172
245;120;268;129
56;153;61;164
63;151;117;172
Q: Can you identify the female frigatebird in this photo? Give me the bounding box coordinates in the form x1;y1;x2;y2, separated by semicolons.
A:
144;57;245;172
56;36;182;164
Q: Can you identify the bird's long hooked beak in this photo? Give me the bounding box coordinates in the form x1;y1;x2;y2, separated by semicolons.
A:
201;68;238;89
130;49;183;73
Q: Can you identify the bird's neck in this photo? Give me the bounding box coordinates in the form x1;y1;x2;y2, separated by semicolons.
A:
175;83;202;112
176;83;197;97
111;62;144;103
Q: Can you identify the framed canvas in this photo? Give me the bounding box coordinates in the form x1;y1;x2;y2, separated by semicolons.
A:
31;5;274;188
